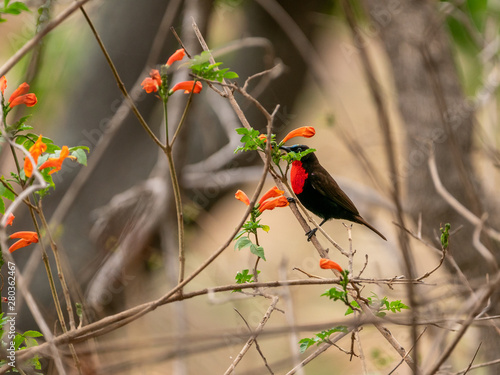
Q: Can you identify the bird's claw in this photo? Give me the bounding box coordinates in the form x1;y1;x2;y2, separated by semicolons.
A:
287;197;296;203
305;228;318;242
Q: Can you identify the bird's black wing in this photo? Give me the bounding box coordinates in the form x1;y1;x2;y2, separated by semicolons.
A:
308;165;360;216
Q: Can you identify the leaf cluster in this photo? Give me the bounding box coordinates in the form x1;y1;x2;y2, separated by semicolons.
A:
345;293;409;317
234;235;265;261
189;51;239;82
298;326;349;353
233;269;260;292
0;313;43;372
0;0;29;23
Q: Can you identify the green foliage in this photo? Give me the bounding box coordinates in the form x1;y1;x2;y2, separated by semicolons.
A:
0;0;30;23
233;269;260;292
345;293;409;317
298;326;349;353
321;270;351;308
280;148;316;164
234;235;266;261
189;51;239;82
234;127;269;153
0;313;43;372
0;177;15;214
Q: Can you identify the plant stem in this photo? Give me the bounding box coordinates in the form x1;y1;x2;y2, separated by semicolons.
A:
164;148;185;286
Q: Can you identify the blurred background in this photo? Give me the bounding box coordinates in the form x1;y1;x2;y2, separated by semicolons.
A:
1;0;499;374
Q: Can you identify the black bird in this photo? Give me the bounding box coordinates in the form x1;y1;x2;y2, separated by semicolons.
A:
280;144;387;241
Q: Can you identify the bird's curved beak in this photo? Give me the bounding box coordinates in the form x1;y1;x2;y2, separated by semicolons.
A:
279;145;292;152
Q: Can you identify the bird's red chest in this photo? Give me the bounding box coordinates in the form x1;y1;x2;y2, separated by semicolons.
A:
291;160;308;194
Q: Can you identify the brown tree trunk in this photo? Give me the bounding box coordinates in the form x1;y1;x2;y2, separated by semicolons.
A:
363;1;499;373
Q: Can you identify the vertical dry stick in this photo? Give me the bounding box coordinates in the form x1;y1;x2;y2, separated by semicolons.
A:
355;329;368;375
279;260;305;375
340;2;418;373
223;296;279;375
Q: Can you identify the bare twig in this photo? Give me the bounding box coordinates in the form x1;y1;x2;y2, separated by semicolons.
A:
428;148;500;242
224;296;279;375
425;272;500;375
233;308;274;374
0;0;92;77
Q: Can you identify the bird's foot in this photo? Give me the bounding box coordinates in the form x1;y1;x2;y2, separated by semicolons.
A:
287;197;296;203
305;228;318;242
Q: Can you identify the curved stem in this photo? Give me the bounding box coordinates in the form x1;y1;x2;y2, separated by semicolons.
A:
169;88;195;147
164;147;185;286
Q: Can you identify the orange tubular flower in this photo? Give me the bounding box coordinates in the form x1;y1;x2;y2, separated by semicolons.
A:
9;231;39;253
281;126;316;144
319;258;343;272
8;82;37;108
258;186;285;206
235;190;250;206
166;48;185;67
5;213;15;226
0;76;6;95
170;80;203;94
39;146;76;175
258;196;289;213
9;93;37;108
24;135;47;177
141;69;162;93
8;82;29;103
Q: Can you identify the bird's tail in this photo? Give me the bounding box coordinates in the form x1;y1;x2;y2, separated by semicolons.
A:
355;216;387;241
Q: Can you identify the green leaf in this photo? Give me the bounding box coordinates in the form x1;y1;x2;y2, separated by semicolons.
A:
4;1;29;15
261;224;270;232
71;148;88;166
224;71;239;79
235;236;252;250
13;333;24;350
0;180;15;201
345;300;360;316
22;330;43;338
298;338;316;353
321;287;347;301
250;243;266;261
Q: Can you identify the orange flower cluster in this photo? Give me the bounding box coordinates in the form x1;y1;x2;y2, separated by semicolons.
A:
141;69;162;93
39;146;77;175
9;231;38;253
23;136;75;177
319;258;343;272
258;186;289;212
1;76;38;108
235;186;289;213
24;135;47;177
141;49;202;97
4;215;38;253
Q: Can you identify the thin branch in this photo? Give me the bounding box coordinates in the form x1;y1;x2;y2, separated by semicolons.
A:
233;308;274;374
462;342;481;375
425;272;500;375
224;296;279;375
0;0;92;77
428;148;500;242
79;6;164;150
